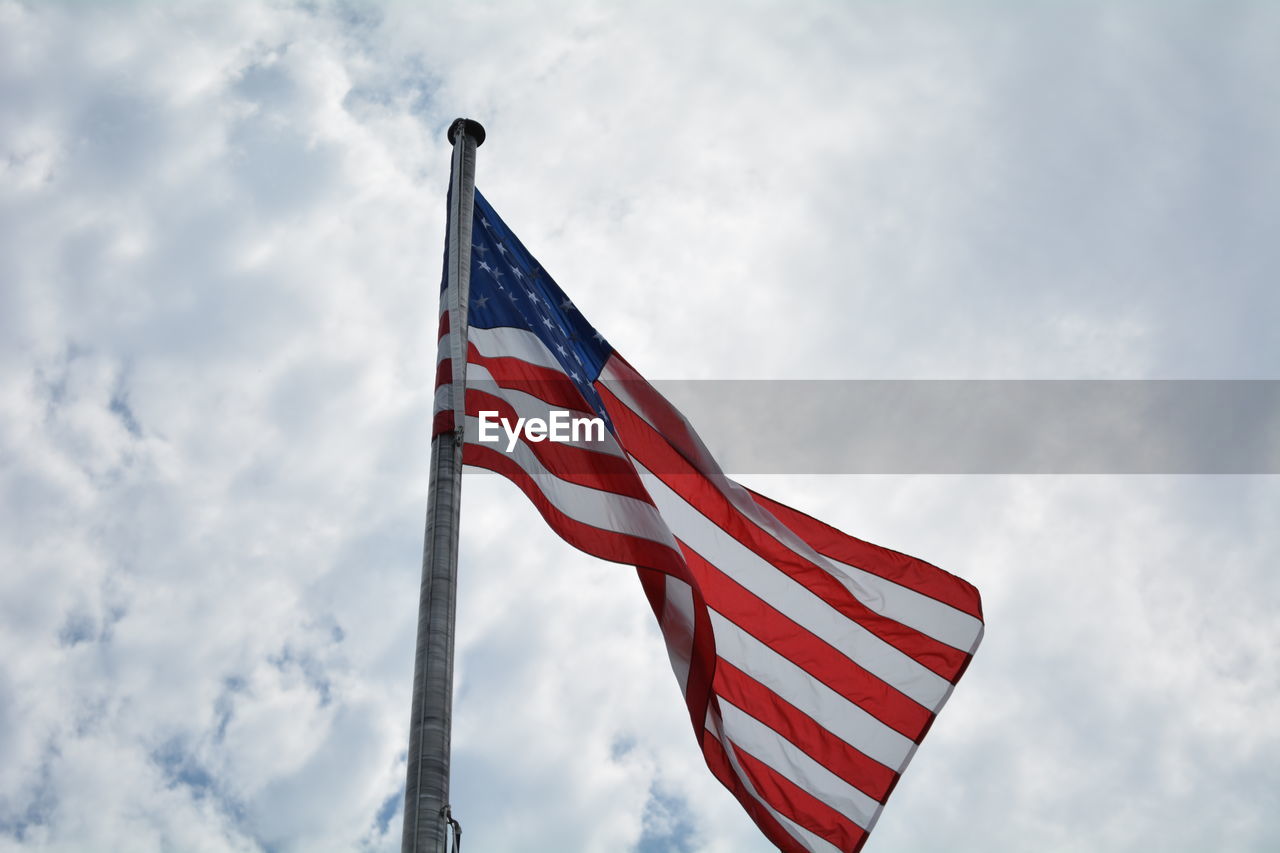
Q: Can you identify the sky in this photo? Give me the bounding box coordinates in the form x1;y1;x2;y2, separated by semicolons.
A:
1;1;1278;851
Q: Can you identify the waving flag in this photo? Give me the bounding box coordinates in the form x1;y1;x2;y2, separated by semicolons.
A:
434;189;984;853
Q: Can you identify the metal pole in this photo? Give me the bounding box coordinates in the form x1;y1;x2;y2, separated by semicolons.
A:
402;117;485;853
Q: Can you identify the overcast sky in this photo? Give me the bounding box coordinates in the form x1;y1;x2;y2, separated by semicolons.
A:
2;1;1278;851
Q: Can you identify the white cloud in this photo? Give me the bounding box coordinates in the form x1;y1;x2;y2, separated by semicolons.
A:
1;1;1277;851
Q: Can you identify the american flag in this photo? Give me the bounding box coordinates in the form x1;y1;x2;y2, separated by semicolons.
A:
433;189;984;853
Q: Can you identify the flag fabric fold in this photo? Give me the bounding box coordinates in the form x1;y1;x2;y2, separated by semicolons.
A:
434;189;984;853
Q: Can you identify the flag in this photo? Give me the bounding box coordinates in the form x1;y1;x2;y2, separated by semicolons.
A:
433;189;984;853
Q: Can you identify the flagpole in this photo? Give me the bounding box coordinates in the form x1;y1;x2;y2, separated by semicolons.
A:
402;117;485;853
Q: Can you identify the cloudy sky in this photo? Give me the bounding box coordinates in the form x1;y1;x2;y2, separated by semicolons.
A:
2;1;1278;851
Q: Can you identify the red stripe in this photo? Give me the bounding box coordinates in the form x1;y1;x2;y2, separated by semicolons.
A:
638;567;667;621
679;584;718;752
432;410;453;437
638;566;717;734
598;379;970;682
467;343;590;412
701;735;810;853
641;566;719;754
749;490;984;622
680;541;931;741
727;738;869;853
434;309;453;436
714;659;897;802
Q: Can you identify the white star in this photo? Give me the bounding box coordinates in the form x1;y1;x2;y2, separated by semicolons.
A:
542;317;554;329
474;294;489;309
569;370;581;382
512;266;525;280
527;290;541;304
495;243;509;257
555;343;568;356
492;268;505;281
560;298;575;312
478;260;492;273
506;291;519;303
480;218;495;233
473;243;488;256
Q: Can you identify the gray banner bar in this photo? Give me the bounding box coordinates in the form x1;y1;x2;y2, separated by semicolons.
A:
652;380;1280;474
466;380;1280;474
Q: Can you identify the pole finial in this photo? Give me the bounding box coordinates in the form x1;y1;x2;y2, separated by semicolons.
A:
447;118;486;147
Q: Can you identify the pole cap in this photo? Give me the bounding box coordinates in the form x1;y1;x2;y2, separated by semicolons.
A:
447;118;486;147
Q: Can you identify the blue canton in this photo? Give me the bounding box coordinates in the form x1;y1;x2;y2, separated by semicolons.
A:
460;189;615;426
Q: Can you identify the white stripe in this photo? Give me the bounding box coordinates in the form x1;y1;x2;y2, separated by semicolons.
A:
634;461;951;710
717;697;882;829
824;554;983;652
464;361;623;457
709;609;915;769
705;712;840;853
660;575;695;695
462;415;676;550
601;361;982;653
468;324;563;372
